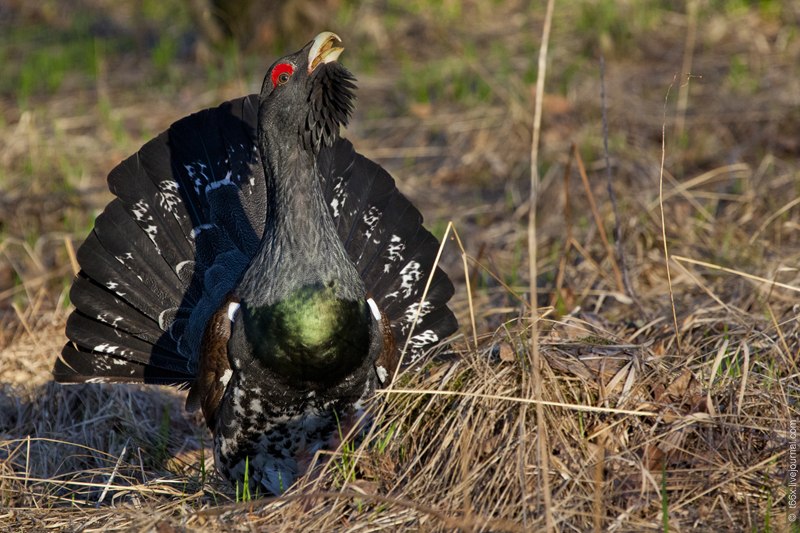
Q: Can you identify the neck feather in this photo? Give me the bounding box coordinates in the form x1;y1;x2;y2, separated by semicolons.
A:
236;123;364;306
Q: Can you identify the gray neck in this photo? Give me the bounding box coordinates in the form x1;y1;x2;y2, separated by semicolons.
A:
237;127;364;306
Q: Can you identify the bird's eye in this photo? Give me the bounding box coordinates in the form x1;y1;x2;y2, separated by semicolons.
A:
271;63;295;88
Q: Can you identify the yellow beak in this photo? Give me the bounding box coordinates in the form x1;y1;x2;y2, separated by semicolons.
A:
308;32;344;74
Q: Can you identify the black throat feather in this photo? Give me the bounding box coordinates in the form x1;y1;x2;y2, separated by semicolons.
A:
302;63;356;154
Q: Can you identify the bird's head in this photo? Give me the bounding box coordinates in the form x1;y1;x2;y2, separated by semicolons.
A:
258;31;356;154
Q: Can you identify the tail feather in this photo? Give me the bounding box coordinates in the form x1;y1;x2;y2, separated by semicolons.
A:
340;164;400;264
374;229;445;309
55;345;192;386
69;275;163;344
318;139;458;365
65;311;186;371
92;201;186;306
396;305;459;361
347;189;425;289
60;96;264;386
166;96;265;243
383;268;454;323
76;229;175;320
108;140;196;271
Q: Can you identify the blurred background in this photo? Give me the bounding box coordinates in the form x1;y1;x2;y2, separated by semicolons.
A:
1;0;799;375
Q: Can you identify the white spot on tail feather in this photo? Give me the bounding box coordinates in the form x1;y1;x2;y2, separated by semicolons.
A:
185;161;218;195
131;200;151;222
95;313;124;331
158;309;172;330
93;343;120;354
220;368;232;387
407;330;440;364
404;300;433;323
384;235;406;273
376;365;388;383
330;177;346;218
144;225;161;254
114;252;134;265
362;206;380;239
410;329;439;347
157;187;181;213
184;164;199;194
387;235;404;260
398;261;422;299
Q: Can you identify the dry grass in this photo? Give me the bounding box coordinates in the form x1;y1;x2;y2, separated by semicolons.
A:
1;0;799;531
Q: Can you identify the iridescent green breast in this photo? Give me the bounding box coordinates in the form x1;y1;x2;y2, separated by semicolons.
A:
242;283;370;383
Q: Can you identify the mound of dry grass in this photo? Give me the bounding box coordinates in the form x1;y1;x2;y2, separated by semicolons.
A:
0;298;795;530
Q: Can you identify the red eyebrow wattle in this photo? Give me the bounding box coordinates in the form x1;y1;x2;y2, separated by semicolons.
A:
271;63;294;87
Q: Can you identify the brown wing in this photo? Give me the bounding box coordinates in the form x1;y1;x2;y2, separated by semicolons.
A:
373;299;397;386
186;294;238;427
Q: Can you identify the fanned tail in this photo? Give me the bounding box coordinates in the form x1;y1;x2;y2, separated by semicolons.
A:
56;96;266;386
318;139;458;367
57;95;457;387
